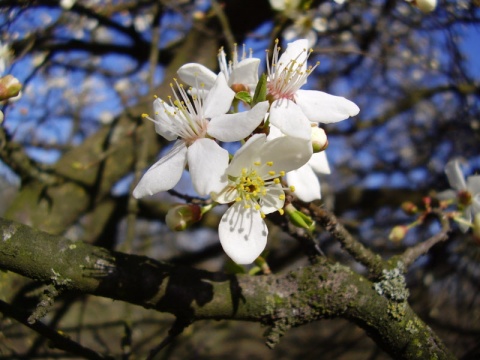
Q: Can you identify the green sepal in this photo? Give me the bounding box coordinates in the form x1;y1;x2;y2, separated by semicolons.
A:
235;91;252;104
252;73;267;106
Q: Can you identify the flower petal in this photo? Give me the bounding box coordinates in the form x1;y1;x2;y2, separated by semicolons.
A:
218;202;268;264
203;73;235;118
309;151;331;174
177;63;217;89
444;159;466;191
133;141;187;198
286;165;321;202
467;175;480;196
260;183;285;214
269;99;312;140
187;138;229;196
259;135;312;174
208;101;269;142
229;58;260;91
227;134;266;177
153;99;178;141
278;39;309;75
295;89;360;124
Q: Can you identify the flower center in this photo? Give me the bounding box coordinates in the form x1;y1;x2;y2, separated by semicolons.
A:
265;39;319;102
231;160;293;218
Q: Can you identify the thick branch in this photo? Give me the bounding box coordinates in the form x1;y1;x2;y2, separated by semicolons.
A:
0;217;455;359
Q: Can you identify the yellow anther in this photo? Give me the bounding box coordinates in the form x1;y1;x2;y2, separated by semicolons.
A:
289;185;295;192
244;204;251;209
141;113;148;118
235;197;242;202
266;161;274;166
254;161;261;166
268;171;276;176
279;171;286;176
154;95;158;99
242;168;247;175
279;194;285;200
260;212;266;219
274;178;280;184
254;204;261;210
262;189;267;196
278;208;284;215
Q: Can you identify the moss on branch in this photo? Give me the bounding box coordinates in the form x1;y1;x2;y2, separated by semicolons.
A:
0;217;456;359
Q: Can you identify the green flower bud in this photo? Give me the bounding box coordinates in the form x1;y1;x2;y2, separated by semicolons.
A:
165;203;202;231
311;126;328;153
285;203;315;231
389;225;408;242
0;75;22;101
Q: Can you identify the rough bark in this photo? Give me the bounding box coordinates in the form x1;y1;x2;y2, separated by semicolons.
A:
0;217;456;360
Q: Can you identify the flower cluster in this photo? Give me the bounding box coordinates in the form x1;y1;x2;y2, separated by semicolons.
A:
134;39;359;264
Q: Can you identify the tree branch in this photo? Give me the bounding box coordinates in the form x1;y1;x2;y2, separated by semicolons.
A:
0;217;455;359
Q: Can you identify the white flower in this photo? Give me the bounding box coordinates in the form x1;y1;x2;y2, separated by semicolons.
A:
177;44;260;94
133;74;269;198
211;133;313;264
268;125;330;202
437;159;480;232
266;39;360;140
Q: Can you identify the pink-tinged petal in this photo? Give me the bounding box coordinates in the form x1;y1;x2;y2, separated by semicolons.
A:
187;138;229;196
260;183;285;214
218;202;268;264
177;63;217;89
278;39;309;75
295;90;360;124
229;58;260;90
152;99;178;141
286;165;321;202
208;101;269;142
259;135;312;174
309;151;331;174
227;134;266;177
444;159;466;191
269;99;312;140
133;141;187;198
203;73;235;118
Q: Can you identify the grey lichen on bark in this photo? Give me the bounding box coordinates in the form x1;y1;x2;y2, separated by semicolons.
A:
0;217;456;359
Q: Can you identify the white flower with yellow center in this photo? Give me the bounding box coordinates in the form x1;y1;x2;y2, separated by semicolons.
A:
177;44;260;94
133;74;269;199
211;133;313;264
266;39;360;139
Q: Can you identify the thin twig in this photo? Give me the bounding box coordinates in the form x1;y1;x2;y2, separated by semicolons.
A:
309;203;384;277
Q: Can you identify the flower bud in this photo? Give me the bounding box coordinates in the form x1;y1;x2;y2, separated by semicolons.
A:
165;203;202;231
311;126;328;153
389;225;408;242
401;201;418;215
0;75;22;101
285;204;315;231
411;0;437;13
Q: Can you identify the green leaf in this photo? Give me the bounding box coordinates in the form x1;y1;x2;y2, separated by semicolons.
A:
235;91;252;104
252;73;267;106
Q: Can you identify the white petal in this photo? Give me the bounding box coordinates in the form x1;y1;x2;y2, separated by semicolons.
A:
278;39;309;75
295;90;360;124
187;138;229;196
203;73;235;118
212;185;239;204
218;202;268;264
229;58;260;90
436;189;457;201
133;141;187;198
467;175;480;196
259;135;312;174
269;99;312;140
444;159;466;191
260;183;285;214
207;101;269;142
227;134;266;177
309;151;331;174
153;99;178;141
286;165;321;202
177;63;217;89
